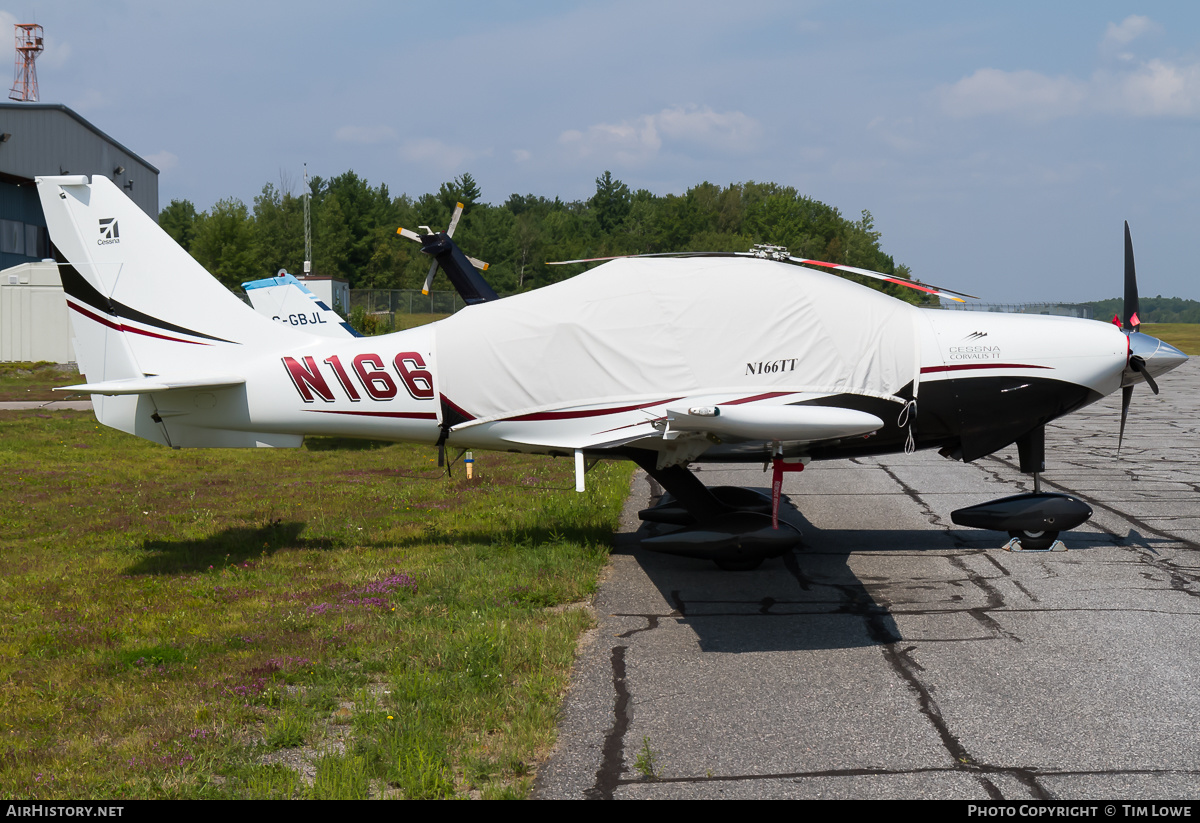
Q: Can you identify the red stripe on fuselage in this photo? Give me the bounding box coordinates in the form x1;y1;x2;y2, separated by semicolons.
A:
505;397;684;422
921;363;1052;374
303;410;438;419
68;300;212;346
720;391;794;405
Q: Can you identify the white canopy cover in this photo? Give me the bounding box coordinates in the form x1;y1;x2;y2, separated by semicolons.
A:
434;257;920;425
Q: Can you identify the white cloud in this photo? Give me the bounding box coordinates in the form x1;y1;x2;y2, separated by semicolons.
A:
1099;59;1200;117
144;150;179;172
398;138;479;170
939;68;1086;120
938;16;1200;121
559;105;761;165
512;149;531;162
1101;15;1161;51
559;115;661;164
655;105;761;150
334;125;397;144
939;61;1200;121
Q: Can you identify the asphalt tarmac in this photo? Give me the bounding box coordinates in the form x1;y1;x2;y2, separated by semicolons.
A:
535;360;1200;800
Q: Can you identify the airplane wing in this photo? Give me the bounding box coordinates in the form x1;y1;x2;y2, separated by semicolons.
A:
663;403;883;442
458;395;886;455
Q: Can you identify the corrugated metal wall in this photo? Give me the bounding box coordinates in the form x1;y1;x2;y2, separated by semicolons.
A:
0;262;73;363
0;104;157;359
0;104;158;214
0;103;158;270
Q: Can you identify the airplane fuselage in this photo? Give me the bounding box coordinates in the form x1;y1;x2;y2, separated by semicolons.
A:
37;174;1185;477
153;304;1135;469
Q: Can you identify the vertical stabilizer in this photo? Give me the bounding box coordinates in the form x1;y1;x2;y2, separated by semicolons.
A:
242;273;360;338
36;175;309;381
35;174;312;443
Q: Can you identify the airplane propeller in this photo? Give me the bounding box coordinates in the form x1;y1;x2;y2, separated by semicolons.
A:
1116;221;1185;456
1123;221;1140;333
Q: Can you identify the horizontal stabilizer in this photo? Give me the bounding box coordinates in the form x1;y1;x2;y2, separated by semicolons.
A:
55;374;246;396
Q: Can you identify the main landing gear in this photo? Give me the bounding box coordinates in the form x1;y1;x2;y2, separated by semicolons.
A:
627;449;802;570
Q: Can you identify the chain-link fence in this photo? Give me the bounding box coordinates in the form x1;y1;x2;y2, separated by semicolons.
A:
349;289;468;317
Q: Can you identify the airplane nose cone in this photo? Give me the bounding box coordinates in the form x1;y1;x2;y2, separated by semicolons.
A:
1126;331;1189;382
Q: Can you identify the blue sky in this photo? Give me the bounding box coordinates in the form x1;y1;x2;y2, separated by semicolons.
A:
5;1;1200;302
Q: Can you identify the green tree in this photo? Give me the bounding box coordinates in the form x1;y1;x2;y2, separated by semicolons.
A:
191;199;257;290
253;183;304;277
452;172;481;207
590;171;631;233
313;192;352;282
159;199;199;252
174;169;932;305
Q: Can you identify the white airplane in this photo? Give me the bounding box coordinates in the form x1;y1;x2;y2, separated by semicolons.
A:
40;174;1188;568
242;271;359;339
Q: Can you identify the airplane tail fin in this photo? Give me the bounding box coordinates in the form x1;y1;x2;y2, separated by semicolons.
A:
35;174;306;442
242;273;361;338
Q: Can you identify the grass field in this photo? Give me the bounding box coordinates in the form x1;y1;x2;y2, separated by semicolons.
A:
0;362;78;403
1140;323;1200;355
3;319;1194;798
0;378;634;799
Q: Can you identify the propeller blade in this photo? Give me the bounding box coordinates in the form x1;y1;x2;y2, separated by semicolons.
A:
447;202;464;238
396;226;423;242
1118;385;1132;457
1130;356;1160;395
1124;221;1140;331
421;260;438;296
466;255;489;272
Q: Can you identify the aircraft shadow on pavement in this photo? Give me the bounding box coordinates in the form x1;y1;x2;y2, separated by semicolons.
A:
617;490;1129;655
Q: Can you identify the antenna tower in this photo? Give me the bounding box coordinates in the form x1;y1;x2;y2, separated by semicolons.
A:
9;24;44;102
303;164;312;274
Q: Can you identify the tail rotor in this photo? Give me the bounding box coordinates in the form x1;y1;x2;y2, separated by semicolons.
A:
398;202;497;304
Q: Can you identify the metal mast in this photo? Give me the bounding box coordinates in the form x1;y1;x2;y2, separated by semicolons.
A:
9;24;44;102
303;163;312;274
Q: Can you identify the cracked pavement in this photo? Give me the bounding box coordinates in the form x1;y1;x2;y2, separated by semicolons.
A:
534;360;1200;800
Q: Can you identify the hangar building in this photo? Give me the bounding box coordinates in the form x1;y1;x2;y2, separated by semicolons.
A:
0;102;159;361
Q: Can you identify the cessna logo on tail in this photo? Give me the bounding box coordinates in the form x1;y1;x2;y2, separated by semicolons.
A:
98;218;120;245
